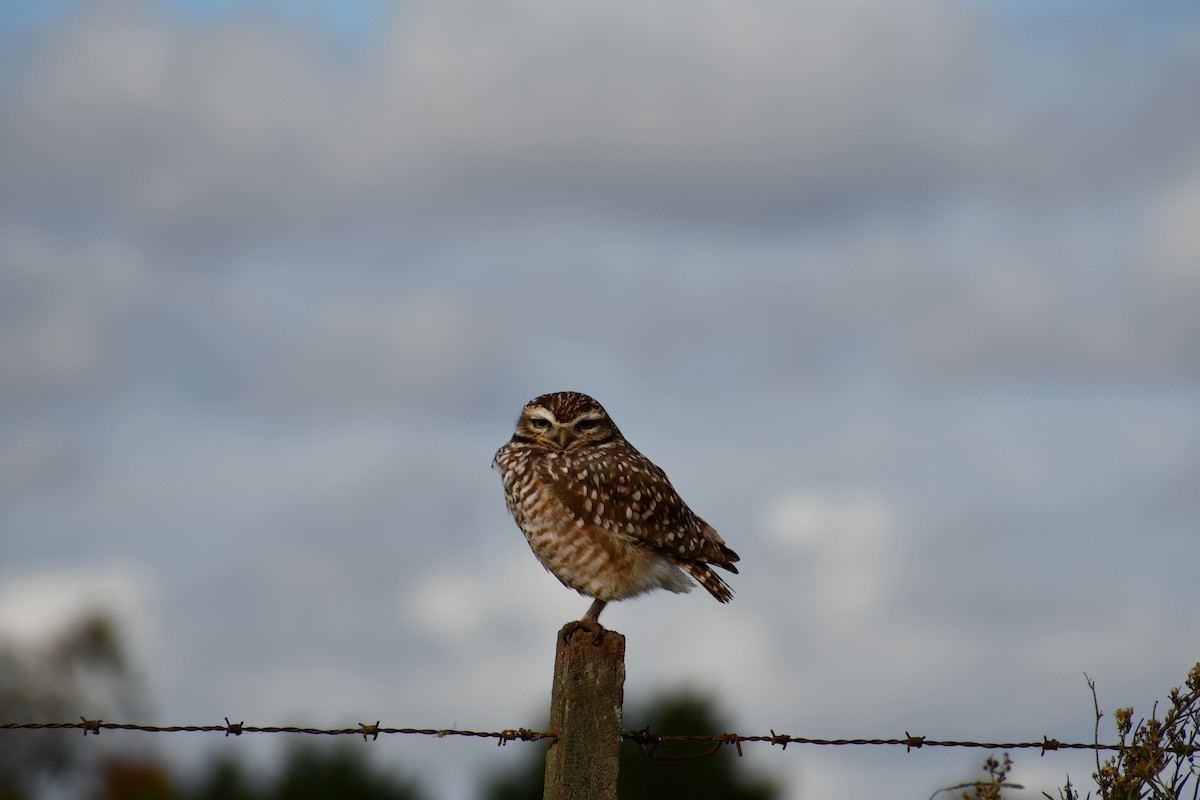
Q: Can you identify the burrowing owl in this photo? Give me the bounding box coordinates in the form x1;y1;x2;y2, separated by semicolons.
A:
493;391;739;625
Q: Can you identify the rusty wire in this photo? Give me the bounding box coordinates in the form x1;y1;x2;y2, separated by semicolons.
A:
0;717;550;746
624;730;1141;760
0;718;1159;757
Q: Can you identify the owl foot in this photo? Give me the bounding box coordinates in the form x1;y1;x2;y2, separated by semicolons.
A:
561;598;608;644
560;617;606;645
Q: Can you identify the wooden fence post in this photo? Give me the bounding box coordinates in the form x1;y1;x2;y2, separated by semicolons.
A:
543;626;626;800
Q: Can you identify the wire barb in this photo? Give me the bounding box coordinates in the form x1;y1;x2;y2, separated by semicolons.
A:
628;726;658;757
496;728;543;746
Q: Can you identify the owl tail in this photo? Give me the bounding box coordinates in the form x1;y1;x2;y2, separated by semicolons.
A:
680;561;735;603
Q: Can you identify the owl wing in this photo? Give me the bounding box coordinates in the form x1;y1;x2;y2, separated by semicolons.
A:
542;445;740;573
619;456;740;572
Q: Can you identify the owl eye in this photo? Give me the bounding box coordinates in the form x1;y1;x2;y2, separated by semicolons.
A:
576;418;600;431
528;417;551;430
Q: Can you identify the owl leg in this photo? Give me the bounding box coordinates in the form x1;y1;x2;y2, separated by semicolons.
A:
582;598;607;625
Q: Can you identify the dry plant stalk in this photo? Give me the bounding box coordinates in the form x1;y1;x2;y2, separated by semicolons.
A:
1051;663;1200;800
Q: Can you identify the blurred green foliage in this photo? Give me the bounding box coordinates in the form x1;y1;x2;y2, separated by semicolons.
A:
486;691;778;800
0;613;138;799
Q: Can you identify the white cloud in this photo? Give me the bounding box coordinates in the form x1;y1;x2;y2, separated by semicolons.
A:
0;223;151;399
405;569;491;641
402;553;571;643
253;293;503;414
384;0;980;171
760;488;901;634
763;489;894;551
0;563;160;657
0;0;985;238
1150;154;1200;293
234;663;393;722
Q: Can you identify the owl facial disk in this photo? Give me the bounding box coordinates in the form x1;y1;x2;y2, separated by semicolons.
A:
521;404;610;450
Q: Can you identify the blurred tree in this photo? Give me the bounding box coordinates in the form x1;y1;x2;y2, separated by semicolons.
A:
1;612;429;800
94;760;177;800
0;612;144;800
184;743;424;800
485;691;779;800
266;743;424;800
79;742;425;800
186;756;257;800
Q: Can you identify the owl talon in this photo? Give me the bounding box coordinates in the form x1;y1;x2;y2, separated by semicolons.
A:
560;618;605;645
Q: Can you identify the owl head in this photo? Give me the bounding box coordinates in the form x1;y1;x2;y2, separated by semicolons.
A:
514;391;622;451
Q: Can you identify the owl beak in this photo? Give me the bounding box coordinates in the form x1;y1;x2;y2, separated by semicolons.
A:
556;428;574;449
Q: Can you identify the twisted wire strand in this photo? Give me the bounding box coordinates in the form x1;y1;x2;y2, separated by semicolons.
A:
1;718;1154;757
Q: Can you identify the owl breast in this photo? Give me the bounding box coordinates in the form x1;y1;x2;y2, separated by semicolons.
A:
493;442;694;602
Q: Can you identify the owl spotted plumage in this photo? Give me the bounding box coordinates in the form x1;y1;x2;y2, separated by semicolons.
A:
492;391;739;625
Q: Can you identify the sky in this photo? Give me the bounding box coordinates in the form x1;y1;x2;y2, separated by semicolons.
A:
2;1;1200;798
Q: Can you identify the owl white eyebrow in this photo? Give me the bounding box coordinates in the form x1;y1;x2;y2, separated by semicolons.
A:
527;408;557;424
570;411;606;423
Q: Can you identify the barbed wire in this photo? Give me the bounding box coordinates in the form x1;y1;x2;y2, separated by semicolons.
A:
3;718;1171;758
0;718;549;745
